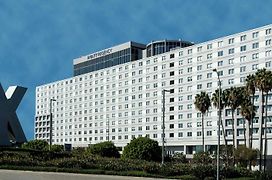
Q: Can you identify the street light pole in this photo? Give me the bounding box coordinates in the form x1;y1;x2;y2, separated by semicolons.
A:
162;89;170;165
49;98;56;151
213;69;221;180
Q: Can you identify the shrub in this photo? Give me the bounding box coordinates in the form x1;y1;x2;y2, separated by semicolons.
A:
234;145;258;168
170;152;188;163
192;164;215;180
122;137;161;161
21;140;49;151
50;144;64;152
192;152;213;164
86;141;120;158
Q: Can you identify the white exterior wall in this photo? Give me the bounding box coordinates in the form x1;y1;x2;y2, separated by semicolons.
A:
35;24;272;155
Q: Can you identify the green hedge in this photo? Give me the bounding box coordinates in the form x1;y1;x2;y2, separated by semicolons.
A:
0;150;254;179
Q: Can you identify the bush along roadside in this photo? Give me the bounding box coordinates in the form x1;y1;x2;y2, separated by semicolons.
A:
0;149;256;179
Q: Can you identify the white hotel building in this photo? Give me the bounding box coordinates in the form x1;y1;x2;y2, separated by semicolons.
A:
35;24;272;155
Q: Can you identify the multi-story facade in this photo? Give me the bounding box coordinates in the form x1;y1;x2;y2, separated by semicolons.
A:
35;24;272;155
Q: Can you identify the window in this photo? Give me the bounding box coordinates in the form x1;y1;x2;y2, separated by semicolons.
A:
240;66;246;72
252;53;259;60
228;48;234;54
187;58;192;63
197;75;202;80
266;61;271;68
218;71;223;76
207;73;212;78
252;64;258;70
228;38;234;44
197;131;202;136
207;43;212;49
207;131;212;136
228;79;234;85
240;35;246;41
207;82;212;88
240;77;245;83
218;41;223;47
240;45;246;52
170;124;174;129
266;39;271;46
207;53;212;59
197;65;202;71
228;58;234;64
169;133;174;138
240;56;246;62
178;123;183;128
188;67;192;73
266;50;272;57
170;62;175;67
207;63;212;68
218;61;223;66
179;51;183;56
187;132;192;137
197;46;202;52
178;132;183;137
218;51;223;57
252;32;259;38
197;84;202;89
197;56;202;62
170;54;175;59
266;28;272;35
187;76;192;82
170;71;175;76
252;42;259;49
228;68;234;74
188;49;192;54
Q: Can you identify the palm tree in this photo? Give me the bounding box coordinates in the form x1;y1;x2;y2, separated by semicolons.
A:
194;91;211;152
245;74;256;149
240;95;256;148
255;68;272;171
224;87;242;149
211;88;227;145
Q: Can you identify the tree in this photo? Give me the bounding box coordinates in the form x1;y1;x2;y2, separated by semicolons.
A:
211;88;227;145
122;137;161;161
21;139;49;151
240;96;256;148
255;68;272;171
86;141;120;158
234;145;258;168
194;91;211;152
245;74;257;148
224;87;243;149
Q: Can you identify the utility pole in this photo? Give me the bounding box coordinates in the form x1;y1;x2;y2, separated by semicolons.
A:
213;69;221;180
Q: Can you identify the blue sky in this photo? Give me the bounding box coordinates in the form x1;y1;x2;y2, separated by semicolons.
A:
0;0;271;140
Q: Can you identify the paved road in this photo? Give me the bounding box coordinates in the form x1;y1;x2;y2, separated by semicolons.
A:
0;170;171;180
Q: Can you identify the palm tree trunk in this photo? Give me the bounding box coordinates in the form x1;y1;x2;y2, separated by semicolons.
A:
220;108;229;166
202;113;205;152
259;92;264;171
250;93;255;149
264;92;268;172
232;110;235;165
243;119;246;147
246;120;250;148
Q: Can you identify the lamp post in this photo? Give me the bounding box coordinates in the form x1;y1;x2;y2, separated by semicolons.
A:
49;98;56;151
162;89;171;165
213;69;221;180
